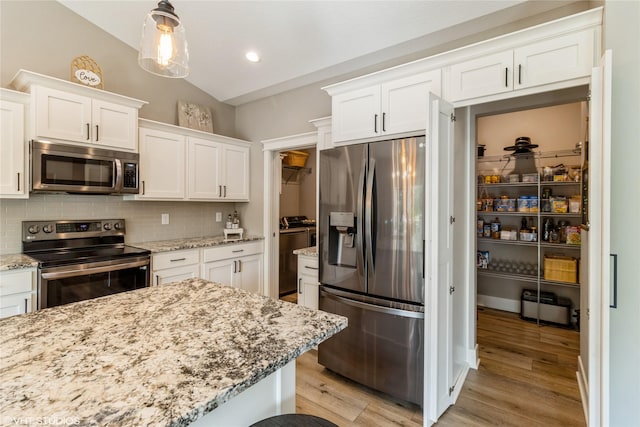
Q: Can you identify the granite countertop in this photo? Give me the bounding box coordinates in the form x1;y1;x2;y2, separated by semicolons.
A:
130;235;264;253
0;278;347;426
0;253;38;271
293;246;318;257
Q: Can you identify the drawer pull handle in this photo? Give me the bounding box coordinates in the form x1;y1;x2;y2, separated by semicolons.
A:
170;258;186;262
238;260;242;273
505;67;508;87
298;277;302;294
304;266;318;270
17;173;20;192
86;123;90;140
155;274;160;285
232;249;244;253
24;298;28;313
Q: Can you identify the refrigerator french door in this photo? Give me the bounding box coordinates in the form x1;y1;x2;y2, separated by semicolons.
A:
318;136;425;405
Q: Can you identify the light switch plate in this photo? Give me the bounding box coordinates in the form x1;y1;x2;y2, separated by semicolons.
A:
216;212;222;222
161;213;169;225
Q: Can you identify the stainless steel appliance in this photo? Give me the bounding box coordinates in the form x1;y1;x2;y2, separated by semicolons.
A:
31;140;139;195
22;219;150;309
279;216;316;296
318;136;425;405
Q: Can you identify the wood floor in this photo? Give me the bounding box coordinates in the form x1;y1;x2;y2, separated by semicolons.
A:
295;307;585;426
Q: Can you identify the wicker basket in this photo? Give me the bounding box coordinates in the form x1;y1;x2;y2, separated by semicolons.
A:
544;255;578;283
283;150;309;168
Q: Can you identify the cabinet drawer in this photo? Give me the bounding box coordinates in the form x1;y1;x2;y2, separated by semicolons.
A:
0;269;34;296
297;255;319;274
152;249;199;271
203;241;263;263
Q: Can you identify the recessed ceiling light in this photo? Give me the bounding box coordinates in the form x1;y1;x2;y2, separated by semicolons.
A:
245;51;260;63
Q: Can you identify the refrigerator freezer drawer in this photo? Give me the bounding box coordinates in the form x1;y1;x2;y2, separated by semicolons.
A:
318;289;424;405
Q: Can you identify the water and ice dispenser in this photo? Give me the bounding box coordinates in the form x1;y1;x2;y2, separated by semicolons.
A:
327;212;357;268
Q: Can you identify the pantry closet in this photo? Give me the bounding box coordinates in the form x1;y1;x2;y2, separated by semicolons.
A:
474;98;587;327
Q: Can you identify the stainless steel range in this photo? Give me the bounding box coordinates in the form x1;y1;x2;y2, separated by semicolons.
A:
22;219;151;310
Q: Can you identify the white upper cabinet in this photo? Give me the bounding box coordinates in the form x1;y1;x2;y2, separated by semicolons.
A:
138;127;186;199
10;70;146;152
329;70;441;143
0;90;28;198
449;51;513;102
221;144;250;201
448;28;595;103
133;119;250;202
513;29;594;90
188;137;222;200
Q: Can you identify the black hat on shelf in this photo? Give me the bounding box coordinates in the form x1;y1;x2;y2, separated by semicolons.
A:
504;136;539;155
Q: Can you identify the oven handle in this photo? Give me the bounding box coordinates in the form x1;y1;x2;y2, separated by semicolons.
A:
41;259;149;280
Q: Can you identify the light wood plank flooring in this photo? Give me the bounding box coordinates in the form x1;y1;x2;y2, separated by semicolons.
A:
295;307;585;426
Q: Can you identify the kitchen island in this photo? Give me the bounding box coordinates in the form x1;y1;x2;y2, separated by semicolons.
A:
0;278;347;426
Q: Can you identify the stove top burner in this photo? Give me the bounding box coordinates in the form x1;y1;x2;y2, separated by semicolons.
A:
22;219;150;268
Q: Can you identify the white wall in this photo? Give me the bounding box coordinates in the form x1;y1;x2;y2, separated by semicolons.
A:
604;1;640;425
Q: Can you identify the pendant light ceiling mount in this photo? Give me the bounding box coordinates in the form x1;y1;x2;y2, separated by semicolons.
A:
138;0;189;78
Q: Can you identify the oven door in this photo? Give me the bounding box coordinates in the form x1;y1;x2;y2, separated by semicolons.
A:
31;140;120;194
38;256;150;309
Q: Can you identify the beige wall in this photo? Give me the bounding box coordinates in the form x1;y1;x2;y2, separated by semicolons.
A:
0;1;235;134
0;0;238;254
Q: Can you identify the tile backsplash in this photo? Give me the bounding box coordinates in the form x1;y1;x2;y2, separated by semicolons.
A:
0;194;237;254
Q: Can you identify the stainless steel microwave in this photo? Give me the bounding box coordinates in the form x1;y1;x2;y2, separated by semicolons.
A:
31;140;139;195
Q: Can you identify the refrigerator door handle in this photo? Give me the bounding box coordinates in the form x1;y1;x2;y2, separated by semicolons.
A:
321;289;424;319
356;157;366;277
365;158;376;273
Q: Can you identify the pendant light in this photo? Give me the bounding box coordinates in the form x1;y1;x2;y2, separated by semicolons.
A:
138;0;189;78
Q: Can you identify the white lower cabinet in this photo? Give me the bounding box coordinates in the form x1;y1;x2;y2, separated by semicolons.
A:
297;255;319;310
202;241;263;294
0;269;36;319
151;249;200;286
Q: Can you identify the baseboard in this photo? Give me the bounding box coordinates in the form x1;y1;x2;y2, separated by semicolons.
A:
468;344;479;369
477;294;520;313
577;355;589;425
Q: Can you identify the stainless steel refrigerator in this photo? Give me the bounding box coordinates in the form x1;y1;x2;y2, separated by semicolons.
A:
318;136;425;405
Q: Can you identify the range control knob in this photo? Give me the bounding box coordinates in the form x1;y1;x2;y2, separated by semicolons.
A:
42;224;54;233
114;222;122;230
28;225;40;234
103;223;112;231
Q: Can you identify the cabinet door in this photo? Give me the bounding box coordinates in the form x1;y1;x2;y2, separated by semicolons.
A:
0;292;33;319
0;100;26;197
154;265;199;286
34;86;92;143
331;86;381;143
138;128;186;199
514;29;594;90
91;99;137;151
298;274;319;310
222;144;250;201
202;259;235;287
448;50;513;102
236;254;262;294
381;70;441;135
188;137;222;200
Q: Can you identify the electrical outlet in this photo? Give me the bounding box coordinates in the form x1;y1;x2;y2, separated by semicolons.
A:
161;213;169;225
215;212;222;222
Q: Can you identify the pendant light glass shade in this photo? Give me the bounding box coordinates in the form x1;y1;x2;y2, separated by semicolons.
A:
138;0;189;78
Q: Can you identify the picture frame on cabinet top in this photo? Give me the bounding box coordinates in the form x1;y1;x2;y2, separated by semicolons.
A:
178;101;213;133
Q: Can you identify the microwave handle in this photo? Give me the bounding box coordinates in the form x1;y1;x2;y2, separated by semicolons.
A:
114;159;123;193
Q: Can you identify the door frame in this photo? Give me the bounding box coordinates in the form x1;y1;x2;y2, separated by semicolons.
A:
261;132;317;299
